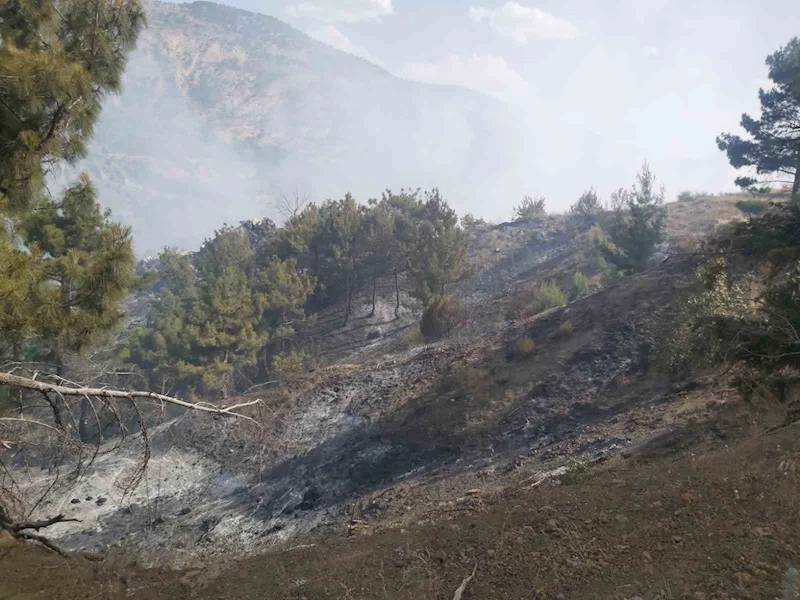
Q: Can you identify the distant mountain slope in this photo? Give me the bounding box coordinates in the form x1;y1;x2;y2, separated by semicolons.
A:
77;1;526;254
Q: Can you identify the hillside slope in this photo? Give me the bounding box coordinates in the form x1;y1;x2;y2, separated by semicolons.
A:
8;195;797;600
75;0;526;254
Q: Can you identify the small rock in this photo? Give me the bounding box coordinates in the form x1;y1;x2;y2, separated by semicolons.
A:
70;498;81;504
642;551;652;562
615;514;629;524
672;535;683;543
486;549;495;557
556;594;566;600
95;497;107;506
85;496;93;501
178;507;192;516
651;501;662;508
466;489;481;496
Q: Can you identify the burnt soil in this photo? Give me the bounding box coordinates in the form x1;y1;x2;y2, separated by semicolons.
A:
2;408;799;600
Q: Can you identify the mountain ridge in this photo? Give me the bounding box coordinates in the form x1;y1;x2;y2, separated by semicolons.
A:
76;0;527;255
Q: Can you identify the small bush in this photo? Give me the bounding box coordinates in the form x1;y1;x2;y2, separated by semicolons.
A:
570;188;601;223
533;281;567;313
735;199;768;221
558;458;590;485
271;349;306;374
420;294;468;341
461;213;486;229
513;195;546;221
514;336;535;358
569;271;590;301
398;328;425;349
559;320;573;335
677;190;700;202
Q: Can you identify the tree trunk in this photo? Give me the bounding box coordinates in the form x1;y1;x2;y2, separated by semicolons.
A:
344;271;352;326
793;149;800;203
394;268;400;319
370;270;378;317
78;397;91;443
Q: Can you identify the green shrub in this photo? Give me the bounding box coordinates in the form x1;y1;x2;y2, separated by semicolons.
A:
420;294;468;341
533;281;567;313
558;458;590;485
660;258;749;375
569;188;601;223
514;336;535;358
271;348;306;374
461;213;486;229
677;190;701;202
513;195;546;221
569;271;590;301
559;320;573;335
735;199;768;221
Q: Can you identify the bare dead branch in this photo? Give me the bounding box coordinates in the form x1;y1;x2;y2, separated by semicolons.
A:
0;372;262;423
0;417;74;437
11;514;81;533
452;562;478;600
15;531;70;556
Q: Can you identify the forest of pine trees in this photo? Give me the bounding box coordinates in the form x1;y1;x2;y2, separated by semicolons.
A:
122;188;472;397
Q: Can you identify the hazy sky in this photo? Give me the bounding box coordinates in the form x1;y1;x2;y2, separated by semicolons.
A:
167;0;800;213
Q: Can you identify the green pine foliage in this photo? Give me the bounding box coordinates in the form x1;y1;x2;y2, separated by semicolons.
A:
0;0;144;367
124;186;470;395
513;195;547;221
408;189;471;304
735;199;769;221
569;188;602;224
569;271;591;301
0;0;146;211
419;295;468;341
533;281;567;313
124;234;314;397
597;162;667;273
717;37;800;201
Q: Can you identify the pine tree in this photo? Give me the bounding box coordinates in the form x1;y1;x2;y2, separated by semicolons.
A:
124;235;314;395
0;0;146;211
2;176;135;370
570;188;602;224
409;189;471;304
599;163;666;273
277;203;326;307
317;195;364;323
717;37;800;201
379;189;423;317
186;266;265;397
0;0;145;366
